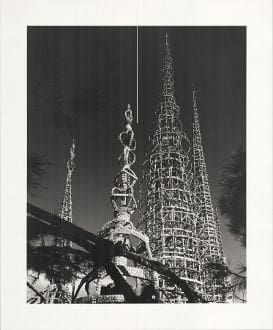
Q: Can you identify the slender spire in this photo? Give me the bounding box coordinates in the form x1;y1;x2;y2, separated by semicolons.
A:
57;138;76;247
192;86;227;302
45;139;76;303
165;33;171;57
67;138;76;174
161;33;175;99
192;86;213;211
192;86;225;262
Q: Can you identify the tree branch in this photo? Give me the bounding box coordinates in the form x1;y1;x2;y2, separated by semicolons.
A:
27;282;46;303
27;203;207;303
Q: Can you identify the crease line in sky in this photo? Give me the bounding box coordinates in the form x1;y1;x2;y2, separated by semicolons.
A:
136;0;139;124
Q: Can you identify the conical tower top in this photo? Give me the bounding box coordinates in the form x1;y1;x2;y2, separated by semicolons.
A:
161;32;175;99
192;84;200;130
56;138;76;248
67;138;76;173
192;86;226;266
192;86;207;176
58;138;76;223
165;33;171;57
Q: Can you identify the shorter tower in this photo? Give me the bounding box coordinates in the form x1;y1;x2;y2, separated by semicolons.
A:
192;88;227;302
45;139;76;304
56;138;75;248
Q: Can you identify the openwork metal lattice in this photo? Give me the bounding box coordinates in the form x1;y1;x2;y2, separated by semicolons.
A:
143;34;227;303
192;88;227;302
143;34;205;303
56;138;75;248
43;283;71;304
34;34;230;304
45;139;76;304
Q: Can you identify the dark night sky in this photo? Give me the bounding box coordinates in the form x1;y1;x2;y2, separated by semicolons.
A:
27;26;246;268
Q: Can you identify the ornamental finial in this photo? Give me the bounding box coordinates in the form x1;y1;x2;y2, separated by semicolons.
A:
110;105;138;216
125;104;133;125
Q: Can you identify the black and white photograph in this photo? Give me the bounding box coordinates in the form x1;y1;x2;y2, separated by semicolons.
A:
27;26;246;304
1;0;272;329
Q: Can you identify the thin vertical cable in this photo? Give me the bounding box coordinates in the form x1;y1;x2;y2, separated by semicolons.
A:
136;0;139;123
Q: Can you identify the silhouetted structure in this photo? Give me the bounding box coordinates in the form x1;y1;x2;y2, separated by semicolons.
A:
76;105;157;303
44;140;75;303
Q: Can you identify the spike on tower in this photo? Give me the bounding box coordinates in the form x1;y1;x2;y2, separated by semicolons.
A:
57;138;76;248
45;139;76;304
59;138;75;223
192;87;225;262
192;87;227;302
162;33;175;99
143;34;204;303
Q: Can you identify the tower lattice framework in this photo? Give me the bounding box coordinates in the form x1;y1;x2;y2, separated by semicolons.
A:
57;138;76;248
192;89;227;302
45;139;76;304
143;34;205;303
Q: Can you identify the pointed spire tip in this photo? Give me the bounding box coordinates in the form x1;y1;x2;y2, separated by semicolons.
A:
165;33;169;48
192;83;197;101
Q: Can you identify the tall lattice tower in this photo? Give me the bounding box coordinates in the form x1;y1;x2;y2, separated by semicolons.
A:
192;89;227;302
143;34;204;303
45;139;76;303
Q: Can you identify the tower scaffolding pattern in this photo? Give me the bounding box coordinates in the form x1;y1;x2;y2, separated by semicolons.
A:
192;89;225;262
143;34;205;303
56;138;76;248
192;89;227;302
44;139;76;304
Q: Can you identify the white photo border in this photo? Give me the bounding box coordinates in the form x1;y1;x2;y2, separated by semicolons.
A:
1;0;272;329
